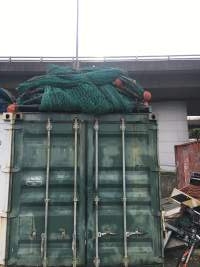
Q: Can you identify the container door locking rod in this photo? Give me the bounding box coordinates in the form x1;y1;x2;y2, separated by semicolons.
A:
72;118;79;267
42;118;52;267
94;120;100;267
121;118;128;267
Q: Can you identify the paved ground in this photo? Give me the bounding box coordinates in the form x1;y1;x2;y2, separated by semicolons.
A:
164;247;200;267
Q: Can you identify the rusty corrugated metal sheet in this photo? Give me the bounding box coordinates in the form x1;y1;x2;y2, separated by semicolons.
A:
175;141;200;188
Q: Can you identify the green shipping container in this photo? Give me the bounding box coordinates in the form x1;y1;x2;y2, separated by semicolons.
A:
4;112;163;267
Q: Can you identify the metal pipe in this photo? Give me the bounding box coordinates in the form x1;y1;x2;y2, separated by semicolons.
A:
94;120;100;267
75;0;79;70
72;118;79;267
43;118;52;267
121;118;128;267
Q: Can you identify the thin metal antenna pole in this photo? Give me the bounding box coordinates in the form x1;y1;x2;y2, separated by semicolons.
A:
75;0;80;70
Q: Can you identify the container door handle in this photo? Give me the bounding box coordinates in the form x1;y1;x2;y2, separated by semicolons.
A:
126;229;145;238
98;231;117;237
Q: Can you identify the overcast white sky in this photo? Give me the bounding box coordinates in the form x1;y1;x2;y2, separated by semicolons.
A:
0;0;200;57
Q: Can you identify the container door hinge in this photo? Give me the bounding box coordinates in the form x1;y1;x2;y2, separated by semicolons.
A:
1;166;20;173
0;212;8;218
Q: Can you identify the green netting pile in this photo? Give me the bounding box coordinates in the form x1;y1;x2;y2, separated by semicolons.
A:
16;65;145;114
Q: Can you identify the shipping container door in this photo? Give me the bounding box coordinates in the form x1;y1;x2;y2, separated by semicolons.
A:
7;116;86;267
87;116;163;267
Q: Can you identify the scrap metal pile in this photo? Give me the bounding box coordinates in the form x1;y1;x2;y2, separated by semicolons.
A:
163;173;200;267
9;65;151;113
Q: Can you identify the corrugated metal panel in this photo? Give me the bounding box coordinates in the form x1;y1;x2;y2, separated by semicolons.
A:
7;115;86;267
5;113;163;267
0;116;13;265
175;141;200;188
87;118;163;267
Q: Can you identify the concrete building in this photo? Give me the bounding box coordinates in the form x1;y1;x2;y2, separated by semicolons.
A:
1;56;200;195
